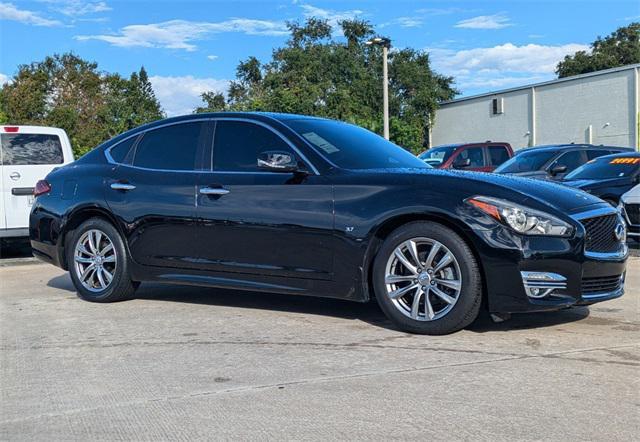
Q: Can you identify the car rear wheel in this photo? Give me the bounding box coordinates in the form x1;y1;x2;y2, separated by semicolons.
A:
372;222;482;334
67;218;138;302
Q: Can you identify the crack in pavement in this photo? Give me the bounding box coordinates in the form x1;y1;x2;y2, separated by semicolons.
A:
1;342;637;426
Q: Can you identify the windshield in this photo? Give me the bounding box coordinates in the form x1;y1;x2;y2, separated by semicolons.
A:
565;156;640;180
495;149;557;173
284;119;429;170
418;146;457;166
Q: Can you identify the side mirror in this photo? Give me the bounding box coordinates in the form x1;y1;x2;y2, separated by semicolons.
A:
549;165;568;176
257;151;300;173
453;158;471;169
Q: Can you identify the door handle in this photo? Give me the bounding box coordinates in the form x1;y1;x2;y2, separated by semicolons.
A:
200;187;230;196
110;182;136;191
9;172;21;181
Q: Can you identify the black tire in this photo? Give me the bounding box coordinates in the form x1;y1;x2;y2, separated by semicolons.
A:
67;217;138;302
372;221;482;335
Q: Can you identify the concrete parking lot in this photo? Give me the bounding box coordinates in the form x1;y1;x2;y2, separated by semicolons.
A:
1;258;639;441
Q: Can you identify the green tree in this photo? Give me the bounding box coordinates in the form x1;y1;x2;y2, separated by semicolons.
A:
195;18;456;152
556;22;640;78
0;54;165;156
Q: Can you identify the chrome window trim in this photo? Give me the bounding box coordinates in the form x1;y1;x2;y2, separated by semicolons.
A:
104;118;208;172
103;117;320;175
209;117;320;175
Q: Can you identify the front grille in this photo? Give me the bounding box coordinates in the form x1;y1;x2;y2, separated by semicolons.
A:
581;214;621;253
581;274;623;295
624;203;640;225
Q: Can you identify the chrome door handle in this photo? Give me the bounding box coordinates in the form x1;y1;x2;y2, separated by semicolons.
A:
110;182;136;191
9;172;21;181
200;187;230;195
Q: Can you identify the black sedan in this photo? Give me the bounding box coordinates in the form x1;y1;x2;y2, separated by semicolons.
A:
494;144;632;181
30;113;629;335
561;152;640;205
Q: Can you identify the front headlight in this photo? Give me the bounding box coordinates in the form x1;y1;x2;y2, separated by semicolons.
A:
466;196;573;237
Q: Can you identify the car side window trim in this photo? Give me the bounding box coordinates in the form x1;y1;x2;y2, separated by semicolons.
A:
104;119;211;173
208;117;320;175
104;117;319;175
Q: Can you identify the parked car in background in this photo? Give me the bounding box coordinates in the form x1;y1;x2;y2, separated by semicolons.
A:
30;113;628;335
1;126;74;239
619;184;639;241
418;142;513;172
562;153;640;206
494;144;633;181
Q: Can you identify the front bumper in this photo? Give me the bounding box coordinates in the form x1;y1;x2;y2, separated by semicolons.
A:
470;209;628;314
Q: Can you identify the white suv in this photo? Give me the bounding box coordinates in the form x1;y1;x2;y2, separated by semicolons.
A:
1;126;74;238
619;184;639;241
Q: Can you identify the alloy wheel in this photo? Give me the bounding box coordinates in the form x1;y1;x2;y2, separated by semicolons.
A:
384;237;462;321
73;229;117;293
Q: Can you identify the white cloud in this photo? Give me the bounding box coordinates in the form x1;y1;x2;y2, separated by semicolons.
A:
455;14;512;29
0;72;10;85
429;42;589;93
207;55;219;61
300;3;363;29
75;18;288;51
0;2;61;26
40;0;111;17
381;16;424;28
150;75;229;116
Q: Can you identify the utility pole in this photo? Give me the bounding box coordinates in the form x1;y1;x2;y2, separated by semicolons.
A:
366;37;392;140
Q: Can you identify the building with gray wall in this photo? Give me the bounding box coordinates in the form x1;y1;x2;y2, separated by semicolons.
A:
431;64;640;151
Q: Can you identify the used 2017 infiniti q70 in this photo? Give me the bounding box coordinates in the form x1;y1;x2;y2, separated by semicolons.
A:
30;113;628;334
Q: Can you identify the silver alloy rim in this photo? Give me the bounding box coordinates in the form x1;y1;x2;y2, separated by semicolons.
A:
73;229;117;293
384;237;462;321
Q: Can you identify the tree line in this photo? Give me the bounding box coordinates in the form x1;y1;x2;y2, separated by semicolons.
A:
0;20;637;157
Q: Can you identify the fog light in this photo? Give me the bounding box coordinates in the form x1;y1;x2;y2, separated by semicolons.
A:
521;271;567;299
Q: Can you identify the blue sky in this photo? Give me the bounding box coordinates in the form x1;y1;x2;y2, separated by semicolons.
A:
1;0;639;115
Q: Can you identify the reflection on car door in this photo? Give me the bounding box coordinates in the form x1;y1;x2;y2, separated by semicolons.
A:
195;120;334;280
104;121;208;268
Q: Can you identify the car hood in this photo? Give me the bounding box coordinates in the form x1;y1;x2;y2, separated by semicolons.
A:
562;177;628;189
621;184;640;203
357;168;605;215
498;170;550;180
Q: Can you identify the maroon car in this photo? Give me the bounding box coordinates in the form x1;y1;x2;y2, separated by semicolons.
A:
419;142;513;172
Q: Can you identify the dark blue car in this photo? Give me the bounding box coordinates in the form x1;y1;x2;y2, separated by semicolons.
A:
562;152;640;205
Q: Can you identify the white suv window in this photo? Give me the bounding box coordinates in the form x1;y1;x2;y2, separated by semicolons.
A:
1;134;63;165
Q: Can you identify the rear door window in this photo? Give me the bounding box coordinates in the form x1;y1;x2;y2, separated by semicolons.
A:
1;134;63;165
133;122;206;171
109;136;138;164
488;146;510;166
458;147;485;167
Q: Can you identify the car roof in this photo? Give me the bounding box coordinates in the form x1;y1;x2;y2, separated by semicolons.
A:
590;151;640;160
429;142;508;149
518;143;633;153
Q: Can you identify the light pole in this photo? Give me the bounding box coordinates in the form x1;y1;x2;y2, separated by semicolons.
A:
366;37;391;140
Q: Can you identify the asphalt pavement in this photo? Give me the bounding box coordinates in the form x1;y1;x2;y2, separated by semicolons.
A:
1;257;639;440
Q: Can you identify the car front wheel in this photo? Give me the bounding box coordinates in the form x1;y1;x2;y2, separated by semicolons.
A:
372;221;482;335
67;218;138;302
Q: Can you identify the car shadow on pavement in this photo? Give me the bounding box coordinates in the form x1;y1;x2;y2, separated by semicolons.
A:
47;273;591;333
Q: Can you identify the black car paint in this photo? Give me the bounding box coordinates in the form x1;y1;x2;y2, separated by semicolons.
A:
30;113;627;315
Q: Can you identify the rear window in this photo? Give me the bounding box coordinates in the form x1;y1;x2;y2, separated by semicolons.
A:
1;133;64;165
